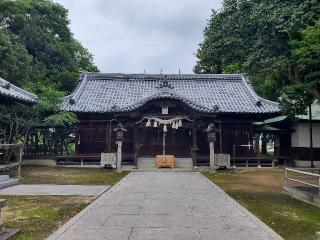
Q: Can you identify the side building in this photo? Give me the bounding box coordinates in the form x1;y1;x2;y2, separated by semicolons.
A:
257;104;320;167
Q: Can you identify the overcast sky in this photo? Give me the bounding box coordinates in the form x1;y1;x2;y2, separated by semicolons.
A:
54;0;222;74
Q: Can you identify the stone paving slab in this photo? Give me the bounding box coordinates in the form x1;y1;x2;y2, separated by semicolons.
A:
0;184;110;196
48;172;283;240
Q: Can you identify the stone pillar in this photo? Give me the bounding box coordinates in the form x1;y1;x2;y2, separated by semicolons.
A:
205;123;217;169
0;199;6;231
113;122;126;171
116;140;123;170
209;141;215;168
17;146;23;178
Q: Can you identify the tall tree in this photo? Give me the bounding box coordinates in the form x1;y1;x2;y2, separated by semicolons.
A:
195;0;320;107
0;0;97;147
0;0;98;91
290;20;320;99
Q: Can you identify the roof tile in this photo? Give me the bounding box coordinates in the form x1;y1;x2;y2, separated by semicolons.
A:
61;73;279;114
0;77;37;104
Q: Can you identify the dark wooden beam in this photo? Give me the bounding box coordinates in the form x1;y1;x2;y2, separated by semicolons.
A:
192;127;198;166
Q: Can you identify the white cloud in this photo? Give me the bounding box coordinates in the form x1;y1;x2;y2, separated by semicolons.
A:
54;0;222;73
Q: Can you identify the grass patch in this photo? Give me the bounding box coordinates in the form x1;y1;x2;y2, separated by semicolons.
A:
1;166;129;239
204;169;320;240
20;166;128;185
2;195;92;240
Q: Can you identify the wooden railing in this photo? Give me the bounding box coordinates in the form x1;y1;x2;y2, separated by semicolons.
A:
231;156;276;167
285;168;320;195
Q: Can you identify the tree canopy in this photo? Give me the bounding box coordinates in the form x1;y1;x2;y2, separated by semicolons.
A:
0;0;98;91
195;0;320;114
0;0;98;145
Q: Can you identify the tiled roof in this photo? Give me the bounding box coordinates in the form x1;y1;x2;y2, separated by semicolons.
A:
259;104;320;124
0;77;37;104
61;73;279;114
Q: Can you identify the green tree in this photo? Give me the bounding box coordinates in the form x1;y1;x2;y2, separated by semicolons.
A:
0;28;35;86
0;0;98;91
290;20;320;99
0;0;96;150
278;21;320;116
195;0;320;105
0;84;78;155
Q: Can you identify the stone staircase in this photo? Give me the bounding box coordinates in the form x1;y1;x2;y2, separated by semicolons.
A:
137;157;193;169
175;158;193;168
137;157;157;169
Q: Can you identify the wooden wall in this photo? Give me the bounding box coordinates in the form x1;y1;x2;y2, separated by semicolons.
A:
74;99;273;165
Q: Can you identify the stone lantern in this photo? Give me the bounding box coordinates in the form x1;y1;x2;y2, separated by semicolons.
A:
205;123;217;168
113;123;126;170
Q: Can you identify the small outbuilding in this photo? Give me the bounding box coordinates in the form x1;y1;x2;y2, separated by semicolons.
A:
257;104;320;167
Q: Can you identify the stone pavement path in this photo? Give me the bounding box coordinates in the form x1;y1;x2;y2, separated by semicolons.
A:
48;171;283;240
0;184;110;197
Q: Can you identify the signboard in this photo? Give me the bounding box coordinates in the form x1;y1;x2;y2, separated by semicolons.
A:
101;153;117;168
162;106;169;115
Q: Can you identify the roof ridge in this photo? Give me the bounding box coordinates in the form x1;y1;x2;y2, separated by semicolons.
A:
240;76;262;105
84;72;244;81
67;73;88;101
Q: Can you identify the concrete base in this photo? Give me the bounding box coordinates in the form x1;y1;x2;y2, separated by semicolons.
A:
23;159;56;167
58;165;100;168
0;179;18;190
137;157;193;169
0;176;9;182
174;158;193;168
295;160;320;168
284;186;320;206
0;228;19;240
137;158;156;169
316;231;320;240
0;184;110;197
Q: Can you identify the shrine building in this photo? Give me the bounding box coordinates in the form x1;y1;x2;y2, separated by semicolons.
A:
61;73;279;168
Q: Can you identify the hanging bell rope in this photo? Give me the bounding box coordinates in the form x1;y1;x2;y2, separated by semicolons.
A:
136;116;193;127
153;120;158;128
163;124;168;132
146;119;151;127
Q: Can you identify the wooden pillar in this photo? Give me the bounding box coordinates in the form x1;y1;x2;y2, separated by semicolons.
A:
109;121;113;153
75;125;79;154
89;121;93;142
192;128;197;166
133;126;138;166
261;133;267;154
